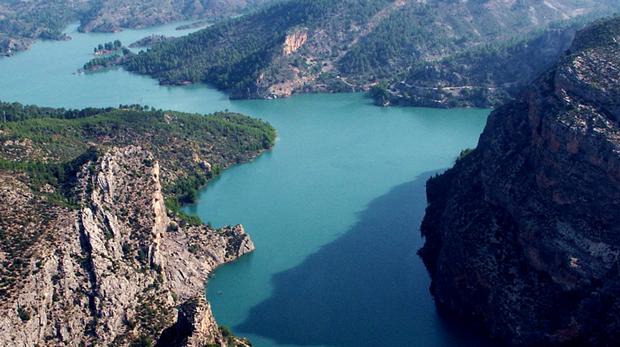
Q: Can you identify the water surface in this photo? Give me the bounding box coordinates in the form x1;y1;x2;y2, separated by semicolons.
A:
0;23;494;347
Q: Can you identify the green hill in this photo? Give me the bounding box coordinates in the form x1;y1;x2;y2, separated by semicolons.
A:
123;0;620;103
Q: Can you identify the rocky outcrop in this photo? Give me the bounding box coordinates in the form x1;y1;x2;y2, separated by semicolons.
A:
0;37;30;56
282;29;308;56
0;146;254;346
420;17;620;346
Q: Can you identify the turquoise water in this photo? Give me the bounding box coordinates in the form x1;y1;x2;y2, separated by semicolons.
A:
0;23;493;347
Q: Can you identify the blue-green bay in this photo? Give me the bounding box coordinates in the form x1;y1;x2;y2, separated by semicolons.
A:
0;23;493;347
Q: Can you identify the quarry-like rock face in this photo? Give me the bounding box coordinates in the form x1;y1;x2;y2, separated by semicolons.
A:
420;17;620;346
0;146;254;347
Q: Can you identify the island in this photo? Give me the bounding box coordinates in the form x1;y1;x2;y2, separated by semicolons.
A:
82;40;133;72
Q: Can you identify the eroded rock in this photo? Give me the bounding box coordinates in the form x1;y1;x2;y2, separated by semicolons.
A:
420;17;620;346
0;146;255;346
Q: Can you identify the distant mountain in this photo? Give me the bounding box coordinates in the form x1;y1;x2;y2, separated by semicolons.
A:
0;0;275;56
420;16;620;345
123;0;620;102
78;0;277;33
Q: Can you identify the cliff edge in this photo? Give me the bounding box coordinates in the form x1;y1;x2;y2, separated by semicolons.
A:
420;17;620;346
0;107;275;346
0;147;253;346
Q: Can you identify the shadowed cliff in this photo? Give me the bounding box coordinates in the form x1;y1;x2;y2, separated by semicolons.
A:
420;17;620;346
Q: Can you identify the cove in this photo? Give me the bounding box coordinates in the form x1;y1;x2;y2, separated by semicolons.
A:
0;23;495;347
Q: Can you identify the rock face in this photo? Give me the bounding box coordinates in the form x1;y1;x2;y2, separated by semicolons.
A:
420;17;620;346
282;29;308;56
0;146;254;346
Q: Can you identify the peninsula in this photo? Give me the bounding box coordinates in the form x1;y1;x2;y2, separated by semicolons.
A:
0;102;275;346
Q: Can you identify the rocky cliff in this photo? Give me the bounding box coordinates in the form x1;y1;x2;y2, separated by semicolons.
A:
420;17;620;346
0;146;254;346
0;106;275;346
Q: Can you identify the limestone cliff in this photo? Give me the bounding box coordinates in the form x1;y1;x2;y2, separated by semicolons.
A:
0;146;254;346
420;17;620;346
282;29;308;56
0;105;274;346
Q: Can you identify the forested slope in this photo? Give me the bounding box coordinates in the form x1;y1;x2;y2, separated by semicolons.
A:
0;0;275;56
123;0;620;103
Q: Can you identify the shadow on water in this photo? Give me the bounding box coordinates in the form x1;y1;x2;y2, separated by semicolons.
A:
237;171;499;347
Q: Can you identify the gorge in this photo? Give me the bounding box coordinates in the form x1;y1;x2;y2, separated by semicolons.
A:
1;3;619;346
0;21;491;347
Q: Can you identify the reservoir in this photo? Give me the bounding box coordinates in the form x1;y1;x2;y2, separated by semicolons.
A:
0;22;493;347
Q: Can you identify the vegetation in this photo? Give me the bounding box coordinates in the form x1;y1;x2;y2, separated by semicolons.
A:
374;15;610;107
0;100;114;122
0;0;277;56
123;0;392;92
368;83;389;106
93;40;122;53
83;40;132;71
121;0;620;100
0;102;276;208
456;148;474;162
129;35;169;48
16;306;30;322
0;147;98;207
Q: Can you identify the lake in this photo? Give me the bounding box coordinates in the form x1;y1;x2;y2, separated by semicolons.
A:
0;22;494;347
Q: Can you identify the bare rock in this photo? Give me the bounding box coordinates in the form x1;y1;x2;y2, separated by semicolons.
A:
420;17;620;346
0;146;255;346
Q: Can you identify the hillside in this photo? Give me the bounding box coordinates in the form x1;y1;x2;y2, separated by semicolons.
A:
0;0;275;56
0;103;275;346
77;0;277;33
372;21;583;108
420;17;620;346
123;0;620;100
